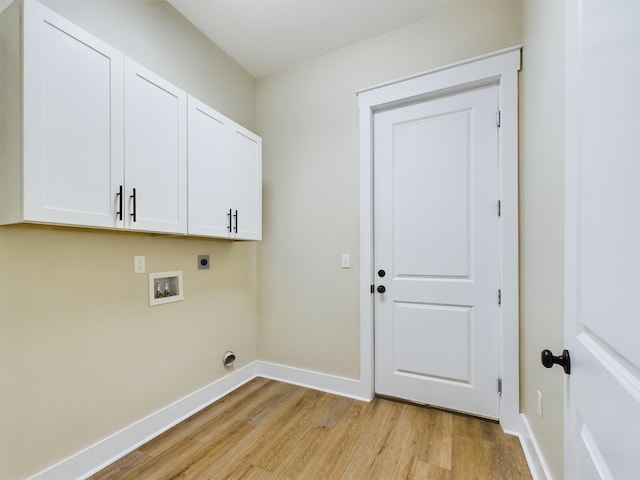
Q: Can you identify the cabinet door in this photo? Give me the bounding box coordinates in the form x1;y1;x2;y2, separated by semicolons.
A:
187;96;232;237
22;0;125;228
124;59;187;234
229;124;262;240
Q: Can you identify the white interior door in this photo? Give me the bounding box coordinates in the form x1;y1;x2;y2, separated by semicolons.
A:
374;85;501;419
564;1;640;478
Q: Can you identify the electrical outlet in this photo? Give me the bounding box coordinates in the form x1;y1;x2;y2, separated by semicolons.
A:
134;256;145;274
537;390;543;418
197;255;210;270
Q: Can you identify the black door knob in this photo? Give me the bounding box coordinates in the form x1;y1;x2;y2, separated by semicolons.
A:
541;349;571;375
377;285;386;293
378;269;386;278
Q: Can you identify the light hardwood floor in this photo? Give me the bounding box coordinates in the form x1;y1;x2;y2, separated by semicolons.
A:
89;377;531;479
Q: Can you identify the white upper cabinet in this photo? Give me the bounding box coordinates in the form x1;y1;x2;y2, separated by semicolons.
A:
0;0;259;239
187;97;231;237
228;123;262;240
124;60;187;234
21;0;125;228
188;96;262;240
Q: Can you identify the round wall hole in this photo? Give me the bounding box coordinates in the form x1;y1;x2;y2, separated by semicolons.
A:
223;351;236;367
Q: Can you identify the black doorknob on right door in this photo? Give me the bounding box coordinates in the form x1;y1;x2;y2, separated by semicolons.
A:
541;349;571;375
377;285;386;293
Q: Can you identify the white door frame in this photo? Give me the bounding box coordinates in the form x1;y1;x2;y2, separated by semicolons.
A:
357;46;522;432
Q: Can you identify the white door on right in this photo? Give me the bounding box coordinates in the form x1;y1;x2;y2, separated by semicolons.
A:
374;85;501;419
565;1;640;478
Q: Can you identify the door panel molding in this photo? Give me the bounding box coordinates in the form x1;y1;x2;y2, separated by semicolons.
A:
357;46;521;432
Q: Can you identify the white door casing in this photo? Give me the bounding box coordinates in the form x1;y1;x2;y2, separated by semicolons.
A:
564;1;640;478
373;86;501;418
358;47;521;431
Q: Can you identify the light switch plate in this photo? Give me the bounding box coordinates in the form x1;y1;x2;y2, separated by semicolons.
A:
341;254;350;268
134;256;145;274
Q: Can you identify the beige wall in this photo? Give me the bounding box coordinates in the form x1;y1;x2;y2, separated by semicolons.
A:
0;1;257;479
519;1;565;478
256;2;522;378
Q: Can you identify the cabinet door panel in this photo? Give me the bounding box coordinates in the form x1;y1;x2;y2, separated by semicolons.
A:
124;60;187;234
23;0;124;228
187;97;231;237
229;125;262;240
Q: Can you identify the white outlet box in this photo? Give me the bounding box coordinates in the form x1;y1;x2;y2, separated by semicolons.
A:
134;256;145;274
537;390;543;417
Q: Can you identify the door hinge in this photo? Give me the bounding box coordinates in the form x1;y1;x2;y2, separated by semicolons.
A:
498;378;503;396
496;110;501;128
498;289;502;306
497;200;502;217
371;284;375;294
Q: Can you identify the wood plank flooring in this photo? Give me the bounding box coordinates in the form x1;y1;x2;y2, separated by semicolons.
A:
89;378;531;480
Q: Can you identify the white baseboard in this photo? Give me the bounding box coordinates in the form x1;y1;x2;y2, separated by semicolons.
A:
28;361;370;480
29;362;550;480
519;413;553;480
255;360;372;402
28;363;259;480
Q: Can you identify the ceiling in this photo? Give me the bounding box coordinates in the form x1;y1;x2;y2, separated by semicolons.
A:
167;0;474;78
0;0;482;78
